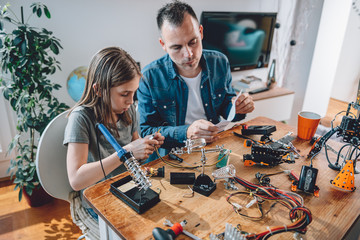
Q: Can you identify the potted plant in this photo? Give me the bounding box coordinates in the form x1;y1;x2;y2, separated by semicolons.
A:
0;2;69;206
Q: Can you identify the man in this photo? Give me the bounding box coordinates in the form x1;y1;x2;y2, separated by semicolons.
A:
137;1;254;155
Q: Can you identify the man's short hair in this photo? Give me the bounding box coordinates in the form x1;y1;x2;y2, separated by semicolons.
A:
156;1;198;31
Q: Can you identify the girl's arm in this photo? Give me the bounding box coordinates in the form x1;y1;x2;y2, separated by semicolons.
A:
66;142;121;191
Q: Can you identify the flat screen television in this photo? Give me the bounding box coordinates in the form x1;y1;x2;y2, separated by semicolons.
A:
200;12;277;71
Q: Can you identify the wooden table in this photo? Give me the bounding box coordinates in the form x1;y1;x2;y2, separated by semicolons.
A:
83;117;360;240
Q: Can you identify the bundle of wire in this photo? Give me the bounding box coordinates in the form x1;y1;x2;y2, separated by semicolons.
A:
226;175;312;240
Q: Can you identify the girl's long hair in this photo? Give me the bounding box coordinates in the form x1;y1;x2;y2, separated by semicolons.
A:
69;47;141;131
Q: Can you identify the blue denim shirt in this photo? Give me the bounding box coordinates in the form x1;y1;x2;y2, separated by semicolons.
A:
137;49;245;152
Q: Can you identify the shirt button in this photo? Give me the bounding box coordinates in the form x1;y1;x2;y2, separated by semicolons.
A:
201;85;203;89
218;94;221;97
163;105;167;109
205;103;208;107
210;119;212;121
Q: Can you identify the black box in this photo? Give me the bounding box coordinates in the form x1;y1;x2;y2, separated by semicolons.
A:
170;172;195;185
241;125;276;135
297;165;318;193
110;175;160;214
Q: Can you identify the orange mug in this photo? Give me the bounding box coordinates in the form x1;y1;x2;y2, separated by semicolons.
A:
297;111;321;140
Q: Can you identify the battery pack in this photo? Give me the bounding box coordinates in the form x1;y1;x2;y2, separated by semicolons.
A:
297;165;318;193
170;172;195;185
241;125;276;135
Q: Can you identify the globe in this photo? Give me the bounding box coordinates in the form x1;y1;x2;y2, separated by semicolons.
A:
67;66;87;102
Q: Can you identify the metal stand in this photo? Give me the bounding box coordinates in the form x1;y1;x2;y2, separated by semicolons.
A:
193;149;217;197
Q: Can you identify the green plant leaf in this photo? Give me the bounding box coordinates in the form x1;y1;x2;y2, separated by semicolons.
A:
0;20;3;31
50;42;59;54
26;187;33;196
4;16;11;22
44;6;51;19
36;8;42;18
20;42;27;55
0;3;69;202
18;188;23;202
13;36;23;46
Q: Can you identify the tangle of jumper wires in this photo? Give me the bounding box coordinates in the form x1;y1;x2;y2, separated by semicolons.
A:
225;173;312;239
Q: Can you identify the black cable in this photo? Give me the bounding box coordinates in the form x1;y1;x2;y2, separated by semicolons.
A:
95;123;107;179
324;143;341;170
337;143;352;165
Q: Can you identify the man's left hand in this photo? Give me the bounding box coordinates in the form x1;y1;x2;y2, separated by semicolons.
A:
234;92;255;114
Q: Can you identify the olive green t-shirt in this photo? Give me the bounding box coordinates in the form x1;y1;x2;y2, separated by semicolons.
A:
63;104;139;208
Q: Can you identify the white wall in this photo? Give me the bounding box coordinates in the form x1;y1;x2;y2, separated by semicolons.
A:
283;0;325;127
0;0;281;177
0;87;16;178
330;0;360;103
0;0;278;108
302;0;353;118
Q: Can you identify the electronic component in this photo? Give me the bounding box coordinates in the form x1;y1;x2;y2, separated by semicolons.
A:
170;139;219;197
330;160;356;191
288;169;319;197
307;101;360;167
144;167;165;178
212;164;236;180
243;144;293;167
216;149;231;168
170;172;195;185
241;125;276;136
212;165;238;190
338;115;360;143
169;153;183;163
297;165;319;194
209;223;247;240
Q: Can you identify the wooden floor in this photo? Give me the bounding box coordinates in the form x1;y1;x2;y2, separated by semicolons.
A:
0;179;82;240
0;97;354;240
320;98;356;128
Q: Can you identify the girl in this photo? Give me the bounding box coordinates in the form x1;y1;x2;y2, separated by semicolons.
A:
64;47;164;216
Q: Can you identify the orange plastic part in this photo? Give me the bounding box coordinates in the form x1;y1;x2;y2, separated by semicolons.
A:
244;139;252;147
314;189;320;197
244;160;256;166
331;160;356;191
170;222;183;236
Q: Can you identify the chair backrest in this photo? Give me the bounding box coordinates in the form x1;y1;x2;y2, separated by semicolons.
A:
36;110;73;202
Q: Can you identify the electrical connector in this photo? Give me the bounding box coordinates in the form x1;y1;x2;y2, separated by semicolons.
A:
246;197;257;208
231;202;242;211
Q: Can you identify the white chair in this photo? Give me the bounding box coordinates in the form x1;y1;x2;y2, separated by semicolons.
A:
36;110;99;240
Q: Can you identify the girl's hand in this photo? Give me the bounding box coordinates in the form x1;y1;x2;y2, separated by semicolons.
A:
124;133;164;160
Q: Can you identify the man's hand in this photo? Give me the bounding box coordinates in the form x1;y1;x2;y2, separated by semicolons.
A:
148;132;165;149
187;119;220;143
234;92;255;114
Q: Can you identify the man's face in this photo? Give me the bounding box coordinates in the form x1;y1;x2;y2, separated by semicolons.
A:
159;13;203;78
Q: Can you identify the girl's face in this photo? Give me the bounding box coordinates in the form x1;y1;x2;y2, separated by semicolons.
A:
110;75;140;117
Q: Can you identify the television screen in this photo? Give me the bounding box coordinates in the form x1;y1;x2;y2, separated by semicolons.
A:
200;12;277;71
